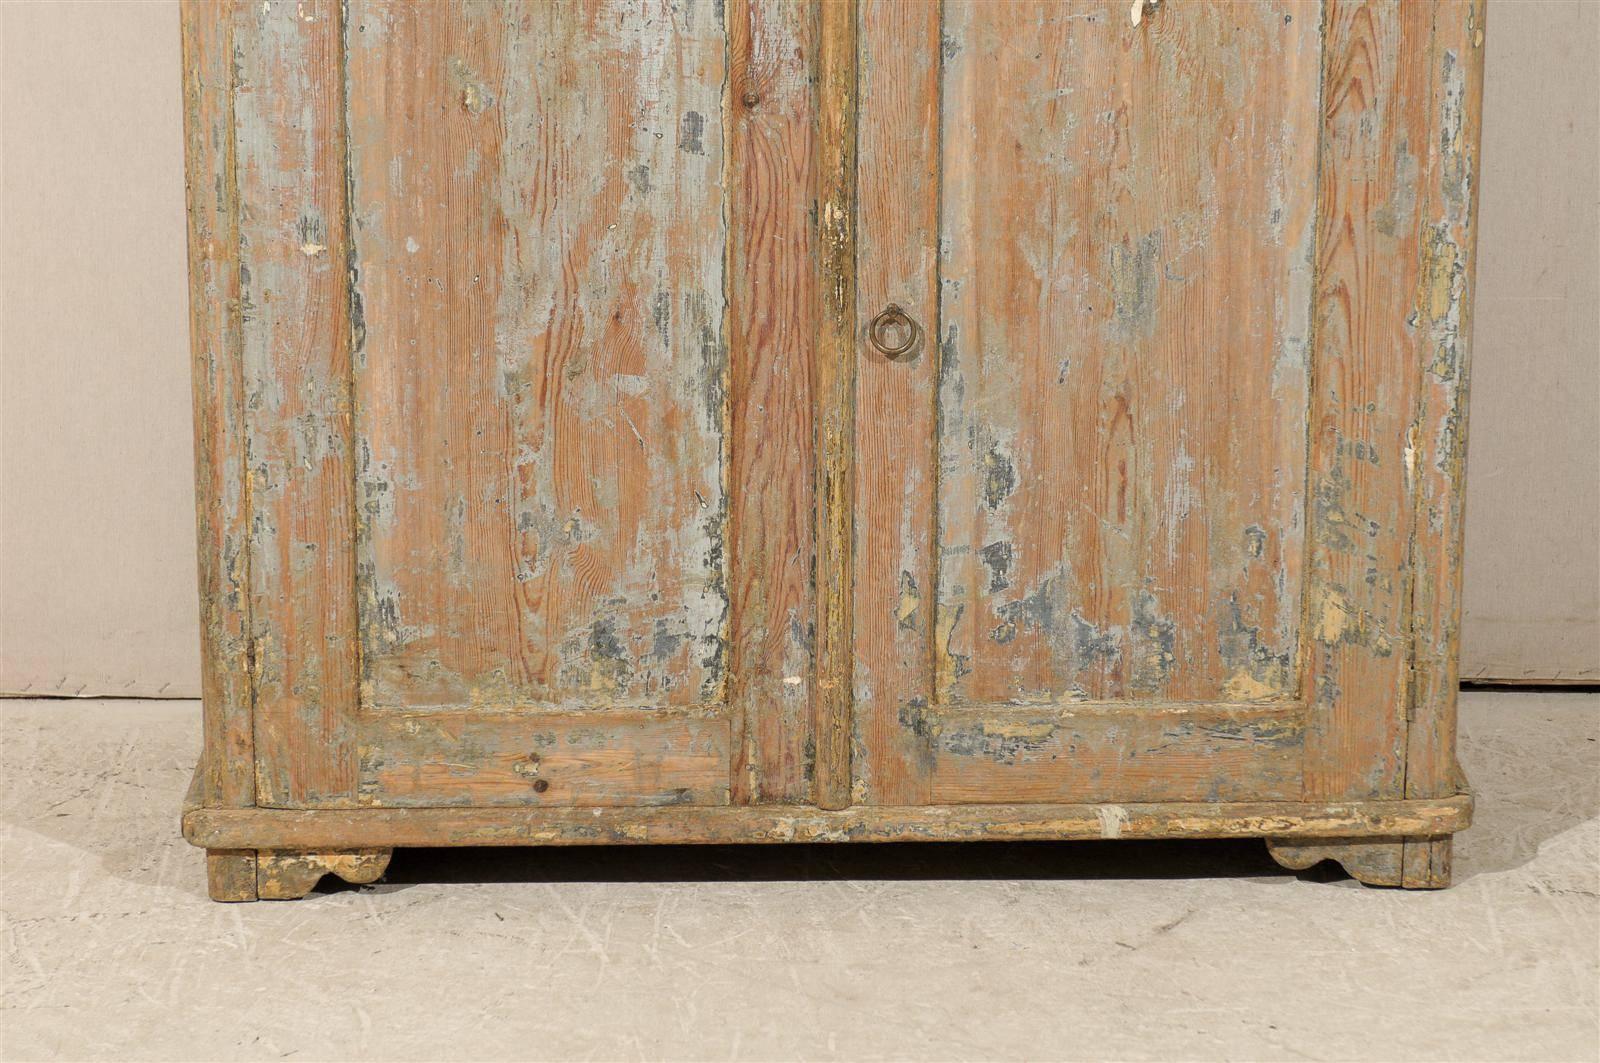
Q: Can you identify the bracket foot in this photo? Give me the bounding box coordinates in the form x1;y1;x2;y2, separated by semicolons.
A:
252;849;393;900
1267;836;1452;888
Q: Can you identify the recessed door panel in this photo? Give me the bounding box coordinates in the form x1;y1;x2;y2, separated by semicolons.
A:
348;2;729;714
936;0;1320;708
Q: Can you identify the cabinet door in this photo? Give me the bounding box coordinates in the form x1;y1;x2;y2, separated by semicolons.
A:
853;0;1479;806
228;0;819;808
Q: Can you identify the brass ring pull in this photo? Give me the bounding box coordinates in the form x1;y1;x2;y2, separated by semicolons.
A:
869;303;920;360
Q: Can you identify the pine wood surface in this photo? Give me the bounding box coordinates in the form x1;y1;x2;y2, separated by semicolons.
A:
186;784;1473;850
181;0;1485;894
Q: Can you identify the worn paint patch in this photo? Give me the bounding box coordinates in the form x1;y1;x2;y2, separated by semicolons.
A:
897;571;921;630
1108;231;1161;339
1130;591;1178;692
1316;589;1350;645
977;540;1013;593
1216;595;1293;699
1097;804;1129;839
1223;670;1278;702
448;55;494;115
678;110;705;154
936;603;971;692
938;719;1054;764
980;441;1016;511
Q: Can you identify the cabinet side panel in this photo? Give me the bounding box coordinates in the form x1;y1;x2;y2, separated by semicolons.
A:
236;1;361;807
1304;1;1439;800
181;1;252;808
852;0;939;805
1405;0;1485;800
726;0;821;804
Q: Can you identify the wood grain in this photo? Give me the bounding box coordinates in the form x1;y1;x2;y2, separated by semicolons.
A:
930;703;1305;804
185;789;1474;850
181;0;253;810
234;0;361;807
935;1;1319;709
346;1;729;713
812;0;858;811
853;0;940;805
359;713;730;807
726;0;821;805
1401;0;1486;883
1303;0;1445;800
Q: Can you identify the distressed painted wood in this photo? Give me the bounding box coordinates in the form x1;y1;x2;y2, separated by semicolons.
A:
812;0;858;811
933;0;1319;710
864;0;1326;805
205;849;258;903
185;0;1484;899
346;1;729;715
256;849;392;900
725;0;820;805
854;0;940;806
929;703;1304;805
1302;0;1442;803
1400;835;1455;890
233;0;362;807
358;714;729;807
199;0;760;814
181;2;253;813
1401;1;1485;873
1266;836;1451;889
186;789;1473;850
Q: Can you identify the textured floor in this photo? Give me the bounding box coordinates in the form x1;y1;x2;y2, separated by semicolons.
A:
2;692;1596;1062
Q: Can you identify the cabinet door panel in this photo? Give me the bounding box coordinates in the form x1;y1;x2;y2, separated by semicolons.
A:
236;0;818;809
855;0;1466;806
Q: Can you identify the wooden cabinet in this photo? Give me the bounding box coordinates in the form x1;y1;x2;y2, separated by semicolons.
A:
181;0;1484;900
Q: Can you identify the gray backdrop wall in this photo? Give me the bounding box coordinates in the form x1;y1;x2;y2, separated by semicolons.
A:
2;0;1596;697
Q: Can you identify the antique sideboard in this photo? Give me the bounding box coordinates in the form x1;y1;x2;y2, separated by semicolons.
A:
180;0;1483;900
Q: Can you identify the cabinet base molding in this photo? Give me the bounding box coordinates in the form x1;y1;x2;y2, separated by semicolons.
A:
187;769;1469;886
